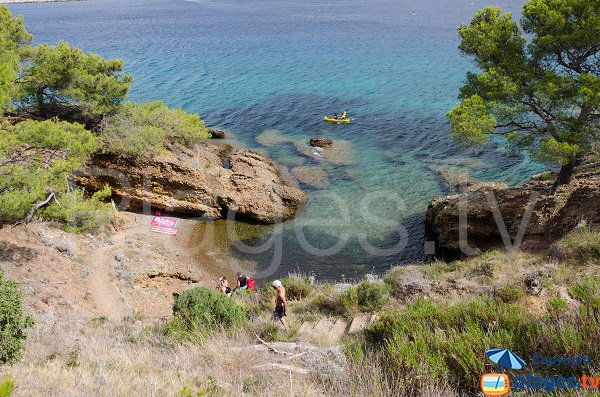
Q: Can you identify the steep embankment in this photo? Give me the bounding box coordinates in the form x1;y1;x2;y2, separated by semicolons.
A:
426;163;600;257
77;142;308;224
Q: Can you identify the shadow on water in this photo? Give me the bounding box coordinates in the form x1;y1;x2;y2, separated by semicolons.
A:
188;211;429;282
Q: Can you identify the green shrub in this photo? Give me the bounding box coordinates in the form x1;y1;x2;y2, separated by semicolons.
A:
569;277;600;310
303;284;358;317
341;286;359;314
547;297;568;317
281;274;313;301
168;287;246;338
422;261;449;279
255;285;277;313
101;101;209;157
256;321;281;342
180;377;220;397
0;379;14;397
360;279;600;395
357;281;388;312
552;230;600;262
0;273;33;364
40;186;113;233
18;41;132;120
565;231;600;261
231;289;261;319
0;119;97;226
314;288;345;316
495;284;526;303
383;269;405;299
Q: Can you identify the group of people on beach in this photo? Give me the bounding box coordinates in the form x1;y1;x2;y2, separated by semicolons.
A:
216;273;288;330
216;272;249;296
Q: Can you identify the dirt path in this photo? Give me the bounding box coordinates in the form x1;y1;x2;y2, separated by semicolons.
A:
86;239;129;322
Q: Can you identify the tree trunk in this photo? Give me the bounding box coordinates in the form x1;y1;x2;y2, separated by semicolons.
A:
553;154;578;190
36;89;45;117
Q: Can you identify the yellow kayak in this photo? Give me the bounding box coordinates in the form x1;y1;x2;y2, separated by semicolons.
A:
323;116;350;123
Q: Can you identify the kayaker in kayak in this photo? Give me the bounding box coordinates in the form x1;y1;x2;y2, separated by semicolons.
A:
323;112;350;123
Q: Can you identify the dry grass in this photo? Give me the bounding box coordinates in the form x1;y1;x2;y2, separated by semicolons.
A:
0;314;463;397
0;318;328;397
3;230;599;396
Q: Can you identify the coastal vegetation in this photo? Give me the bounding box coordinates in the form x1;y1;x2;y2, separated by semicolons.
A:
448;0;600;187
0;0;598;396
0;272;32;365
0;227;598;395
0;5;209;228
101;101;207;157
168;287;247;339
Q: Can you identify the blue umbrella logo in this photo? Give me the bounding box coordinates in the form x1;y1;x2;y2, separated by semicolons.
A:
486;348;526;370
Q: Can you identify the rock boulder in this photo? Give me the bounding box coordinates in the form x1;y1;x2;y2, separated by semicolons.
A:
77;143;308;224
309;138;333;148
426;164;600;257
208;129;226;139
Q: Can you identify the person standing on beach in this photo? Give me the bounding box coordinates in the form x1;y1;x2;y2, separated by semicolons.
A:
271;280;288;330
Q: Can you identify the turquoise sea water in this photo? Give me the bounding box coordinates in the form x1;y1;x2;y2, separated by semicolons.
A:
10;0;543;279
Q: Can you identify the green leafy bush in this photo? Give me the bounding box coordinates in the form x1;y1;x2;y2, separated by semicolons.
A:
310;286;361;317
17;41;132;119
569;277;600;310
0;379;14;397
0;119;98;226
0;5;32;115
101;101;209;156
495;284;526;303
312;289;344;316
357;281;388;312
40;186;112;233
281;274;313;301
547;297;568;317
341;286;358;313
554;230;600;263
383;269;405;299
0;273;33;364
168;287;246;338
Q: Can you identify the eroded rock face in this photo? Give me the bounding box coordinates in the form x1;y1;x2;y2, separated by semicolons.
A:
77;143;308;223
426;165;600;257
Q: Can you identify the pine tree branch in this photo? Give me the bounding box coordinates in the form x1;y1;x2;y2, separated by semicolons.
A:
14;191;60;226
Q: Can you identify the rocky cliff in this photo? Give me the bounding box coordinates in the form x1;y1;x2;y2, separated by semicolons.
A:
426;163;600;257
76;143;308;223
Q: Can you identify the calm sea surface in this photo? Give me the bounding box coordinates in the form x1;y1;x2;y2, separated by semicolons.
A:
10;0;542;279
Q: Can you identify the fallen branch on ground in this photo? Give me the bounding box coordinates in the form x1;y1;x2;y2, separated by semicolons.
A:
254;333;299;357
253;363;309;375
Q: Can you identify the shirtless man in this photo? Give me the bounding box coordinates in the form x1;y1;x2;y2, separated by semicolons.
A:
270;280;288;330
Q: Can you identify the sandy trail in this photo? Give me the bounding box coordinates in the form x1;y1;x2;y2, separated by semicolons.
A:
86;237;130;322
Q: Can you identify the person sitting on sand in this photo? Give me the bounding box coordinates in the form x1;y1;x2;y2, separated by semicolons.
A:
270;280;288;330
217;276;232;297
234;272;248;291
